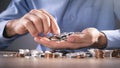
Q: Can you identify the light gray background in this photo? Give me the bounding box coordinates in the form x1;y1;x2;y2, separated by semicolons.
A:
6;34;37;50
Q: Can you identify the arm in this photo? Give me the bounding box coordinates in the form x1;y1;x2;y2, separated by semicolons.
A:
0;0;60;50
0;0;30;49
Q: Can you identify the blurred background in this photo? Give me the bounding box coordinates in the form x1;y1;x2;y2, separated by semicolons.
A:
0;0;37;50
0;0;120;50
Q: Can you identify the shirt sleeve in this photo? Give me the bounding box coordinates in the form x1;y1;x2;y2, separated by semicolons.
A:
102;30;120;49
0;0;30;49
101;0;120;49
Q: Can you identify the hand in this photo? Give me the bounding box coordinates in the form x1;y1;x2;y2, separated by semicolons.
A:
34;28;107;49
5;9;60;37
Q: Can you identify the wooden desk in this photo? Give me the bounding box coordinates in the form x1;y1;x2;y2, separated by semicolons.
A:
0;57;120;68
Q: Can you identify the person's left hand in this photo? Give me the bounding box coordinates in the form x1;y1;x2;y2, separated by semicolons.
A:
34;28;107;49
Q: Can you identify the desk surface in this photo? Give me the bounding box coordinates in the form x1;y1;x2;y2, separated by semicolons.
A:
0;57;120;68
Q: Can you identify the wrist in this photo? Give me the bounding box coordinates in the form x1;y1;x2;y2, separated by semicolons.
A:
98;32;107;48
3;20;17;38
91;32;107;49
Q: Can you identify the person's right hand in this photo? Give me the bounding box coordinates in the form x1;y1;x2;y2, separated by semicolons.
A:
5;9;60;37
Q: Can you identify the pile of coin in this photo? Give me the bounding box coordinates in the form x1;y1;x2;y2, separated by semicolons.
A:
1;48;120;59
0;51;18;57
48;32;80;41
13;49;63;59
15;49;30;57
16;49;120;59
66;52;92;59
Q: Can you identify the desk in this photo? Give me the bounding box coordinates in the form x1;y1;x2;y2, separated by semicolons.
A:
0;57;120;68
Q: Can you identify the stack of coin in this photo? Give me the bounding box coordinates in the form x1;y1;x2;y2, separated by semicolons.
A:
1;51;18;57
66;52;86;59
75;52;86;59
66;53;77;58
112;49;120;58
15;49;29;57
45;51;53;58
52;52;63;58
31;50;42;57
85;52;92;58
88;49;96;57
103;50;113;58
94;49;104;58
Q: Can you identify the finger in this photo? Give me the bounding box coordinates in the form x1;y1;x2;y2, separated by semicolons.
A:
30;9;50;34
29;10;44;33
34;37;88;49
22;18;38;37
40;9;60;35
40;13;50;34
31;10;50;34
